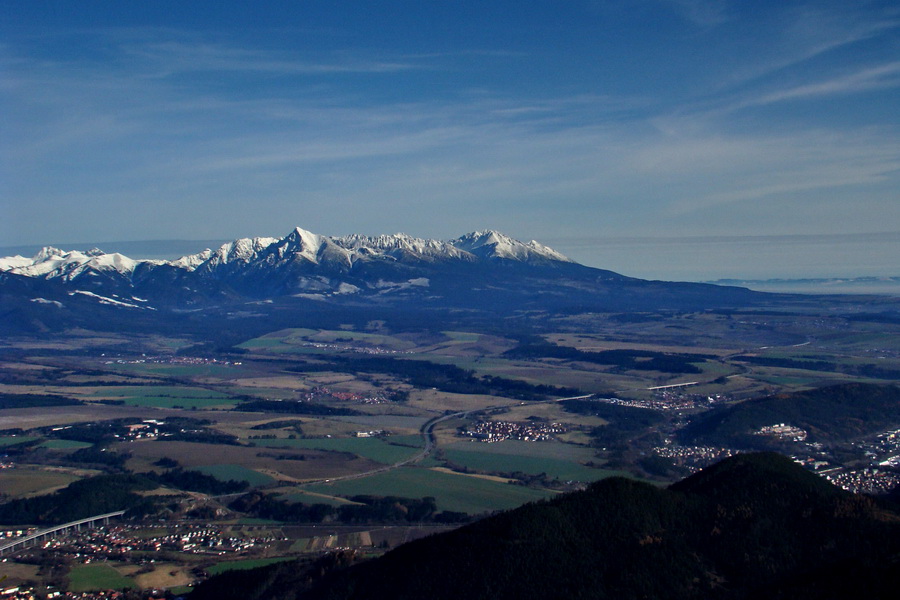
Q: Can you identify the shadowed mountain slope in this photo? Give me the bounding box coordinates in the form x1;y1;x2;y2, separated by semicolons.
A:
1;228;767;317
680;382;900;448
189;453;900;600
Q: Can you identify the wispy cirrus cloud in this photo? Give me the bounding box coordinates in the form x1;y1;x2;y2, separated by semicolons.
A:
2;10;898;256
123;40;424;77
706;3;900;92
749;61;900;106
664;0;733;27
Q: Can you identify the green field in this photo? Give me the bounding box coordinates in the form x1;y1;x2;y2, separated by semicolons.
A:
384;434;426;448
238;328;416;352
280;490;361;506
232;387;296;399
67;563;136;592
168;586;194;596
236;336;287;349
0;468;82;498
290;538;311;551
445;439;596;461
333;415;430;431
195;464;275;486
91;385;238;409
306;466;554;514
109;363;240;377
250;437;421;465
0;436;38;447
442;448;621;482
236;518;282;525
40;439;93;450
441;331;482;342
205;556;295;576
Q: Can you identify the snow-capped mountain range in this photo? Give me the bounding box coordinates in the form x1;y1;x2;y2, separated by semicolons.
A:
1;228;767;332
1;228;572;279
0;228;585;305
0;246;142;281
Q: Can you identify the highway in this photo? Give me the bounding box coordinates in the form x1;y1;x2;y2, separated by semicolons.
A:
0;511;126;555
293;409;472;487
294;393;596;488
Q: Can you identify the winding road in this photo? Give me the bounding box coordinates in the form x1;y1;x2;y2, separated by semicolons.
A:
294;393;594;488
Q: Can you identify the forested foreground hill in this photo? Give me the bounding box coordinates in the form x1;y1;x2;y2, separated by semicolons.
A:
189;453;900;600
680;382;900;447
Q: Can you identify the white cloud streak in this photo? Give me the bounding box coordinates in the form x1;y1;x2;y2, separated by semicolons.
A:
2;21;898;247
123;40;423;76
749;61;900;106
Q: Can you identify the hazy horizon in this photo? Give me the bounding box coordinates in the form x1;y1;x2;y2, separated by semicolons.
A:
3;1;898;279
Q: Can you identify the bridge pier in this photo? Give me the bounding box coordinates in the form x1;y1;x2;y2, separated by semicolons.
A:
0;511;126;556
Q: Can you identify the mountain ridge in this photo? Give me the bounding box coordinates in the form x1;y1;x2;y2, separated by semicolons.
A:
0;227;629;310
188;453;900;600
0;227;574;279
0;227;773;331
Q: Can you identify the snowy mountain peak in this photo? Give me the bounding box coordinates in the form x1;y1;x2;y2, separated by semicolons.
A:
0;247;141;281
174;236;279;271
213;237;279;265
286;227;324;250
454;230;513;249
169;248;213;270
277;227;331;264
334;232;469;261
32;246;65;262
0;255;34;271
0;227;576;296
451;230;573;263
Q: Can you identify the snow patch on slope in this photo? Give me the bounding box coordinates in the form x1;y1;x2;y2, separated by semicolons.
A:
69;290;154;309
0;255;34;271
31;298;64;308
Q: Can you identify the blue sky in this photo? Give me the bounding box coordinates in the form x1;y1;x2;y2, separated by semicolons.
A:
2;0;898;279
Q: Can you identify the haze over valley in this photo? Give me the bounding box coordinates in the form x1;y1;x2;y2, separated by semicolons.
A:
1;225;899;598
2;1;899;598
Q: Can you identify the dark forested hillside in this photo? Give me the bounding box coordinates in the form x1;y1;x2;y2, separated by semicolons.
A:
680;382;900;447
188;453;900;600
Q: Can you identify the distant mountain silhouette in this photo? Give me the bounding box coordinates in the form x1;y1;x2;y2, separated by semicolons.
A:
1;228;774;336
189;453;900;600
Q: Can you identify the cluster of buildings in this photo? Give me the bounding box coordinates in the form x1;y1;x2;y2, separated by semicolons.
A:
651;445;739;472
10;524;282;564
460;420;565;443
297;341;408;356
101;356;241;367
0;523;296;599
651;422;900;494
354;430;385;438
792;456;840;474
302;386;394;405
117;422;164;442
825;468;900;495
594;392;727;412
782;425;900;493
0;585;170;600
854;427;900;466
49;421;167;443
755;424;808;442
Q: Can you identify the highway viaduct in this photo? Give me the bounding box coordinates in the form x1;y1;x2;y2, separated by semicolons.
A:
0;511;126;556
